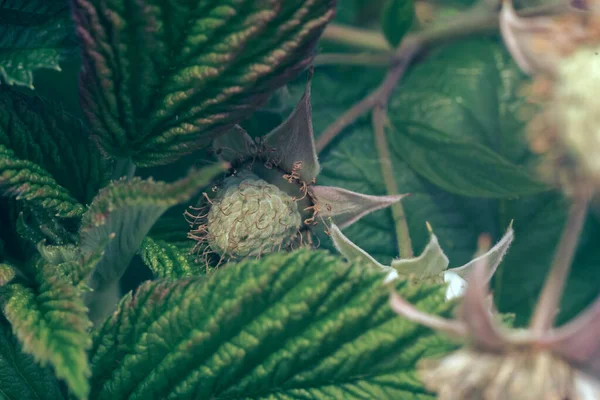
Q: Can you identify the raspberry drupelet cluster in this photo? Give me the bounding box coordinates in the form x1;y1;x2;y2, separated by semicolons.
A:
185;69;406;264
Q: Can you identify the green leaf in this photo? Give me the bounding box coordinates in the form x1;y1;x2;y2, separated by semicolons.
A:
139;237;204;280
387;39;547;198
0;87;107;206
0;263;16;287
494;193;568;324
80;165;225;323
89;250;454;399
2;259;92;399
298;46;597;325
0;0;77;89
319;121;480;266
0;145;84;218
72;0;336;167
381;0;415;47
0;316;64;400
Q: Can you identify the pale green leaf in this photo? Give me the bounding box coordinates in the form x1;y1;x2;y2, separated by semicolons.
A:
73;0;336;166
139;237;204;280
0;317;64;400
2;260;92;399
0;0;76;89
89;250;454;400
80;165;225;323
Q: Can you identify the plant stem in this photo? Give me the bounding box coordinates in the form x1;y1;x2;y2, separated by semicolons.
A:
373;105;413;258
314;52;394;67
530;193;590;333
315;2;571;154
316;37;420;153
112;157;136;180
322;24;391;52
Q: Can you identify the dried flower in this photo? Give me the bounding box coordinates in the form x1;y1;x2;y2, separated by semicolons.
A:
186;70;405;262
389;235;600;399
330;222;513;300
500;0;600;195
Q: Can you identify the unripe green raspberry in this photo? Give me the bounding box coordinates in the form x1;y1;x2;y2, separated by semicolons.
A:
553;46;600;182
206;171;302;258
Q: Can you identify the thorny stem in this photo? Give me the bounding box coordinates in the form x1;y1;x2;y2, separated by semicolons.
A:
373;105;413;258
530;193;591;333
321;24;390;52
315;1;572;153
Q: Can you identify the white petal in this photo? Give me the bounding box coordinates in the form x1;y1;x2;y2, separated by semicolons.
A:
575;371;600;400
384;269;399;284
444;271;468;300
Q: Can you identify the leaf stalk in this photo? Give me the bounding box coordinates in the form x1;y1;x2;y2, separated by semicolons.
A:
373;105;413;258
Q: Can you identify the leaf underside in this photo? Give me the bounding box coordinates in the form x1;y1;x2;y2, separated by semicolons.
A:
73;0;336;166
80;165;224;296
89;250;454;400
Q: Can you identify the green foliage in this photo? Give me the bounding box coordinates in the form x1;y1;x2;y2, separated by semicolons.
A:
494;193;568;323
290;39;599;322
0;0;77;89
72;0;336;167
0;87;106;206
79;165;224;322
2;259;92;399
0;144;84;217
387;39;547;198
381;0;415;47
0;263;16;286
89;250;454;399
0;316;64;400
139;237;203;280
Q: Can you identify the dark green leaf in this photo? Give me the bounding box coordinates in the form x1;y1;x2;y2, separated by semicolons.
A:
0;87;107;206
139;237;204;280
318;122;480;266
298;45;598;325
0;0;77;89
0;145;84;217
0;316;64;400
89;250;453;399
80;165;225;323
381;0;414;47
73;0;336;167
2;259;92;399
388;39;547;198
493;194;600;325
